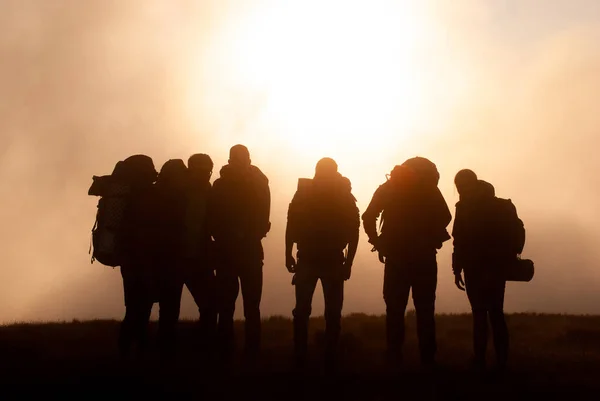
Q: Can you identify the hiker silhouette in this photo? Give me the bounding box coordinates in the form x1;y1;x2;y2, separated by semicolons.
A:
208;144;271;367
285;157;360;371
101;155;216;362
147;159;189;361
180;153;218;354
452;170;523;372
110;155;158;360
362;157;452;370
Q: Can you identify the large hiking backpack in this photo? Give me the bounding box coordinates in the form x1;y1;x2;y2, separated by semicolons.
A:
400;156;440;186
88;155;157;267
288;176;357;254
376;157;449;254
380;156;441;229
489;196;532;281
491;197;526;256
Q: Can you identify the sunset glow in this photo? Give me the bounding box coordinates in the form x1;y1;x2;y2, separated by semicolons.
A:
185;1;433;162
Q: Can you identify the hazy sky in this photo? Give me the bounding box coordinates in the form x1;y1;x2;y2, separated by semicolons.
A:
1;0;599;323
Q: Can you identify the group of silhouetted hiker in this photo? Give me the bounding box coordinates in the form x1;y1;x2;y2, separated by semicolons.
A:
89;144;532;374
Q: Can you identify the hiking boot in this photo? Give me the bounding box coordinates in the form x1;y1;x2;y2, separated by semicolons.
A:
470;357;487;380
241;347;260;373
293;351;307;373
323;357;338;376
491;359;509;380
421;358;438;376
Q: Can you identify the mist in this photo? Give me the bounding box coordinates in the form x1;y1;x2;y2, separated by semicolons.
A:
1;0;599;323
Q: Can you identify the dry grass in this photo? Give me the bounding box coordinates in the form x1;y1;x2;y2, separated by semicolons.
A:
0;313;599;400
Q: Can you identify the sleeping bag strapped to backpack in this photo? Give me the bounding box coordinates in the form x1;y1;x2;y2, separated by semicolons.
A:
88;155;157;267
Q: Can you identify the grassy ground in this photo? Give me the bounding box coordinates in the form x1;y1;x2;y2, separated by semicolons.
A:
0;313;599;400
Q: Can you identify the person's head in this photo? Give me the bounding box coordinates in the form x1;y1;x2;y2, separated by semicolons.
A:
454;169;478;197
188;153;213;183
158;159;188;188
228;144;251;168
478;179;495;198
314;157;338;179
122;154;157;186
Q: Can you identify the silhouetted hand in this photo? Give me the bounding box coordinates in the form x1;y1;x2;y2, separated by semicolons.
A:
286;254;296;273
368;236;386;264
455;273;465;291
368;235;381;250
342;261;352;281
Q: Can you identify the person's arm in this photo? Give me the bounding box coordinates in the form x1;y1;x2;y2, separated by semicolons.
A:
347;199;360;264
343;229;359;281
437;188;452;229
451;203;466;290
346;232;359;266
262;179;271;237
361;185;385;246
452;252;465;291
342;196;360;280
285;220;296;273
252;167;271;238
285;196;298;273
206;179;222;241
430;187;452;247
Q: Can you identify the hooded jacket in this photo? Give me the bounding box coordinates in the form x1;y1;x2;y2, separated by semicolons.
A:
183;180;212;261
208;164;271;245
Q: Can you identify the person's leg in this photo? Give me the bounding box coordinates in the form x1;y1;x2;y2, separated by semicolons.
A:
489;279;509;370
120;263;153;360
184;262;218;350
411;256;438;367
411;259;437;366
198;267;218;349
182;261;204;316
215;266;240;364
383;262;411;366
292;269;318;367
239;261;263;360
321;273;344;369
158;268;184;361
136;298;153;358
465;273;488;370
119;265;136;359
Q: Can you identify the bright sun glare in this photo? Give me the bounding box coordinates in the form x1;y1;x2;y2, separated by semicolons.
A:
187;1;433;163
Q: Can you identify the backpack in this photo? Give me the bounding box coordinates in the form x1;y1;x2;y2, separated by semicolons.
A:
487;196;533;281
210;164;271;242
288;176;358;256
377;157;450;253
492;197;526;257
400;156;440;186
88;155;157;267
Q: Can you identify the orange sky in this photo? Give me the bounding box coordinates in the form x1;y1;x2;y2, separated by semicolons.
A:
1;0;599;322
